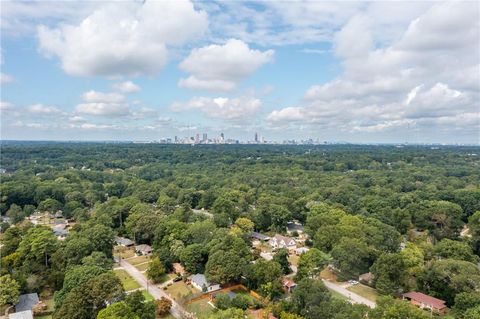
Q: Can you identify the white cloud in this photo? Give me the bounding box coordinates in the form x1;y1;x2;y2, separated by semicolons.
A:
76;90;129;116
267;2;480;138
1;73;14;84
171;96;262;120
76;103;130;117
179;39;274;92
37;0;208;77
112;81;140;93
26;104;63;115
267;107;305;123
0;101;13;111
82;90;125;103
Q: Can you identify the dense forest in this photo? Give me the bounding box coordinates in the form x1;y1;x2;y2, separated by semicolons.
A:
1;143;480;319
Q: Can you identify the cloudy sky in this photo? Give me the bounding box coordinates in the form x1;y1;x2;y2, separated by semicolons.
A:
1;0;479;143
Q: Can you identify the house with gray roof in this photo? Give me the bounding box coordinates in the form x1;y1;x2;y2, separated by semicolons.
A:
115;236;135;247
188;274;220;293
15;293;39;312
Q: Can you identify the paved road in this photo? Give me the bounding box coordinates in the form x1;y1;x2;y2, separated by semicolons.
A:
322;280;376;308
119;259;193;318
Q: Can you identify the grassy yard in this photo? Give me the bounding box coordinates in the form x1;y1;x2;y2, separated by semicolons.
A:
114;246;135;259
347;284;379;302
128;255;150;265
35;316;53;319
114;269;141;291
186;298;215;319
320;267;338;281
142;290;155;301
134;261;151;272
288;254;300;267
165;281;197;301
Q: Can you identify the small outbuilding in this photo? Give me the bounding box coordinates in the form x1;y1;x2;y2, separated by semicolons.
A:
9;310;33;319
358;272;375;286
15;293;39;313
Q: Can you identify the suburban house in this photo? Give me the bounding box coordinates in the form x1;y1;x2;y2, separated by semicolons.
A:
358;272;375;286
269;234;296;250
53;224;69;239
173;263;186;276
402;292;448;314
14;293;39;317
295;247;310;255
135;244;152;255
9;311;33;319
250;232;270;241
282;278;297;293
115;237;135;247
188;274;221;293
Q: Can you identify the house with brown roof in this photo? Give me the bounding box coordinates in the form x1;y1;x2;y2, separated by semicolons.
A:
402;292;448;314
282;278;297;293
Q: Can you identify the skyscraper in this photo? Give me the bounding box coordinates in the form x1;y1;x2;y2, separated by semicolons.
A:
203;133;207;142
195;133;200;144
255;132;258;143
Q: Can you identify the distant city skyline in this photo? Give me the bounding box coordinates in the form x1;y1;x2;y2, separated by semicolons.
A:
1;1;479;144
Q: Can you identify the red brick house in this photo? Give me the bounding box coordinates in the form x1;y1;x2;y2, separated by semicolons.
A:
402;292;448;314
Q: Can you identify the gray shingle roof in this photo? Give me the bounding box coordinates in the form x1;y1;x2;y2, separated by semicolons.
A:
15;293;39;312
9;310;33;319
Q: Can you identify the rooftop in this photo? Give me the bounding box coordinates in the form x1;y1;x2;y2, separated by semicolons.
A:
9;310;33;319
189;274;216;287
250;232;270;241
15;293;39;312
402;292;446;309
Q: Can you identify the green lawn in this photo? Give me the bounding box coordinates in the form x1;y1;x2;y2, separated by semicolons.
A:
165;281;197;301
35;316;53;319
128;255;150;265
134;261;151;272
113;246;135;259
347;284;379;302
142;290;155;301
186;298;214;319
114;269;141;291
288;254;300;267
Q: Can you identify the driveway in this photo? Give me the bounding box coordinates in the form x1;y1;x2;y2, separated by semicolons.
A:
119;259;193;318
322;279;376;308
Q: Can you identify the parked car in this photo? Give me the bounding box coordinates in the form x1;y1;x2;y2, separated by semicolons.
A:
173;276;182;282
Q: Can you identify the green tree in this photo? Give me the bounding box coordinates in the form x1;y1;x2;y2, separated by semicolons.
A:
179;244;205;273
97;302;139;319
234;217;254;233
295;248;331;281
0;275;20;307
287;278;332;319
273;248;290;275
453;292;480;318
146;258;166;283
124;290;155;319
331;237;371;280
17;226;59;268
370;297;430;319
370;253;407;295
231;294;252;310
418;259;480;305
213;293;231;310
433;239;479;263
208;308;246;319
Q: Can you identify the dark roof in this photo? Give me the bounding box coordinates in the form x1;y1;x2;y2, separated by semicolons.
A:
287;222;304;232
15;293;39;312
115;237;134;246
250;232;270;240
402;292;446;309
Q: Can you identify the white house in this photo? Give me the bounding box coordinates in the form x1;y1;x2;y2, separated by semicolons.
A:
188;274;220;293
269;234;296;250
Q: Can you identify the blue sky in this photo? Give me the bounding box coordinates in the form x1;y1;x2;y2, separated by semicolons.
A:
1;1;479;143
